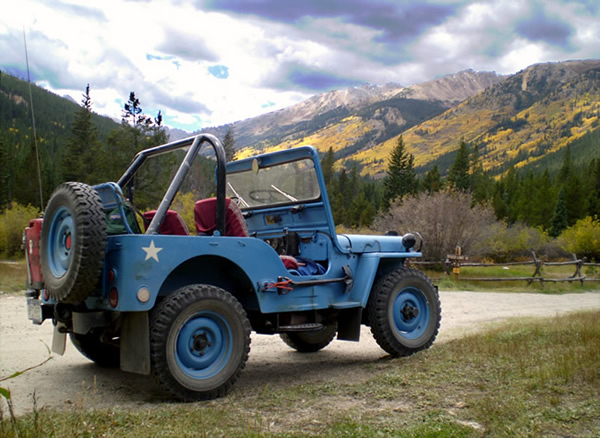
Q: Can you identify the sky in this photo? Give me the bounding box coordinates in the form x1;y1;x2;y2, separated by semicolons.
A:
1;0;599;132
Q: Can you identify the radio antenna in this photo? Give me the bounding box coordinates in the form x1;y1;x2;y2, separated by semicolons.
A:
23;26;44;210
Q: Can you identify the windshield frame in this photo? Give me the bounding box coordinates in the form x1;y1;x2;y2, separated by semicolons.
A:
226;154;322;210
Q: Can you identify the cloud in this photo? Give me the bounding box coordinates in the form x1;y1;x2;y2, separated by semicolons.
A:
515;5;574;48
203;0;457;65
286;67;364;92
156;27;219;62
1;0;598;131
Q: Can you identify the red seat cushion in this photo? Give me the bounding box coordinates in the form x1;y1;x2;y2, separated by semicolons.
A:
143;210;189;235
194;198;249;237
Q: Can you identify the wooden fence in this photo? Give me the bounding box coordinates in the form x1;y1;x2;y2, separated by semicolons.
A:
413;251;600;286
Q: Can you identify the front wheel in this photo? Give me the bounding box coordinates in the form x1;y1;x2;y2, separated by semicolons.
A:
367;268;441;357
150;285;251;401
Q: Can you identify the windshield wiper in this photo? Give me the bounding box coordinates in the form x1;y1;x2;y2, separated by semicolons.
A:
271;184;298;202
227;182;250;207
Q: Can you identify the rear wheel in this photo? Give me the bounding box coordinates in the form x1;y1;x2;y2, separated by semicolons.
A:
40;182;106;304
70;330;120;368
367;268;441;357
150;285;251;401
280;324;337;352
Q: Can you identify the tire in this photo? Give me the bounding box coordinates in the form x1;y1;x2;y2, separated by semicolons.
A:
70;331;120;368
280;324;337;353
367;268;441;357
150;285;251;401
40;182;106;304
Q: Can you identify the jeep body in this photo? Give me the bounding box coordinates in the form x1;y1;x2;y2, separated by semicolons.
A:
24;133;441;400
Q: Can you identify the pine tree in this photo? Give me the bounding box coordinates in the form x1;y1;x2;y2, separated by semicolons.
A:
222;127;236;162
587;159;600;218
550;188;568;237
321;147;335;188
61;84;102;183
470;144;492;204
558;144;572;182
531;170;555;229
422;165;442;194
447;140;470;192
122;92;142;125
383;136;418;209
0;137;9;211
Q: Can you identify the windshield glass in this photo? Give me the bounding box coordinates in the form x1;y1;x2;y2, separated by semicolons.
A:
226;158;320;208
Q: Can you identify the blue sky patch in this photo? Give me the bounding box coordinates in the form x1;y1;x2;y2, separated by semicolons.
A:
208;65;229;79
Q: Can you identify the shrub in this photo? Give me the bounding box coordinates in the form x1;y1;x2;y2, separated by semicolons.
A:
477;222;551;262
171;191;197;233
0;203;41;259
557;216;600;260
373;190;497;261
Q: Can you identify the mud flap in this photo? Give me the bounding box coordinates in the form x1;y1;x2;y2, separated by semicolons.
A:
120;311;151;375
51;322;67;355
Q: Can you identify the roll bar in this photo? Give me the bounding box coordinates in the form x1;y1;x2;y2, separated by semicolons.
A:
117;133;227;236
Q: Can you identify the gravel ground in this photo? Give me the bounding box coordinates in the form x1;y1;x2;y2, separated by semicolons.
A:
1;290;599;416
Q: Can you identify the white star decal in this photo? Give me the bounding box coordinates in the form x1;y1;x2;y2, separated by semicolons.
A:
142;240;163;262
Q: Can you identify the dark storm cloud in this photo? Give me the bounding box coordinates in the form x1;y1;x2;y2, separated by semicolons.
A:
289;69;363;91
264;62;364;92
515;6;573;48
157;27;219;62
203;0;457;44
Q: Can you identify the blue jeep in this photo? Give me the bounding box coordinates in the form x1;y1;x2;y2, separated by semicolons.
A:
24;133;441;401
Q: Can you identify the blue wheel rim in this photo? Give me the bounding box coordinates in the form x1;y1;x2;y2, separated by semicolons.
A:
391;287;430;340
46;206;74;278
174;311;233;379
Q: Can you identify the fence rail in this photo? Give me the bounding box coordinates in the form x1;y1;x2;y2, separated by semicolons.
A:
413;251;600;286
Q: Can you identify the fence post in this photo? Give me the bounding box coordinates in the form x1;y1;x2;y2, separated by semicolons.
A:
529;251;544;287
569;254;585;285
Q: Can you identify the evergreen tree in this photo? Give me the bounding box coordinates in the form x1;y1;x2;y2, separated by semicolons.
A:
61;84;102;184
422;165;442;194
447;140;470;191
155;110;163;127
331;169;348;225
563;173;586;226
122;92;142;125
0;137;9;211
103;92;170;208
587;159;600;218
470;144;492;204
222;127;236;162
550;188;568;237
558;144;572;182
531;170;555;229
383;136;418;209
321;147;335;188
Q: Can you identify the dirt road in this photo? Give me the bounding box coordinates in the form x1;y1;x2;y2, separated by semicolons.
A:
1;290;599;416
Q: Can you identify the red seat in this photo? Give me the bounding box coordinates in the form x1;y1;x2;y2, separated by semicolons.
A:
143;210;189;235
194;198;248;237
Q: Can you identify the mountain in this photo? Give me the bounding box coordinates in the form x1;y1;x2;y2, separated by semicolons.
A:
354;59;600;177
201;69;504;160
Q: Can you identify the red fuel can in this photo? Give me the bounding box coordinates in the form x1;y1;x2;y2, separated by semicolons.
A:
24;218;44;289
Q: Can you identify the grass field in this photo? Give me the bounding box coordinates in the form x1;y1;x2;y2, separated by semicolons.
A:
2;311;598;437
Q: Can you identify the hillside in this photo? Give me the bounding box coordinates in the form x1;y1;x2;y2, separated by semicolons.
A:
350;60;600;177
0;72;119;145
204;69;504;159
3;59;598;188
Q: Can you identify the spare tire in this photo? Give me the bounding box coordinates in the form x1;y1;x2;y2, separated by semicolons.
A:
40;182;106;304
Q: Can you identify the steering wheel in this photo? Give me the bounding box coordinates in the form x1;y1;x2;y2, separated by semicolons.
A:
249;189;280;203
